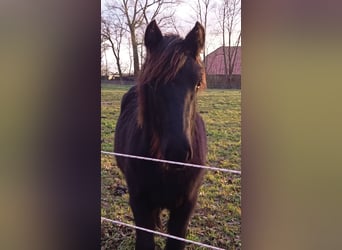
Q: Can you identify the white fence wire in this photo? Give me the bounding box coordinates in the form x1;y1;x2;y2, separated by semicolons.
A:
101;217;226;250
101;150;240;249
101;151;241;175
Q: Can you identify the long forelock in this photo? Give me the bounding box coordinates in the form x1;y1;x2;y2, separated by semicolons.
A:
136;34;206;127
137;35;188;127
138;35;187;86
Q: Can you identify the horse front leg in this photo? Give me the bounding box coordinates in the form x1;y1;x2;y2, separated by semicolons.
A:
130;197;159;250
165;199;196;250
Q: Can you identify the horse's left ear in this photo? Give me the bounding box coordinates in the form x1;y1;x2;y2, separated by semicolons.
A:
145;20;163;51
184;22;205;57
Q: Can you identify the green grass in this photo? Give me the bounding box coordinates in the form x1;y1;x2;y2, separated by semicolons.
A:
101;84;241;249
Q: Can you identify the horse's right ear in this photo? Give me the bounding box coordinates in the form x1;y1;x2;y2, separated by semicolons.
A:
144;20;163;51
184;22;205;57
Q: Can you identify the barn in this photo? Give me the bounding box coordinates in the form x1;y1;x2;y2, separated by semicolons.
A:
205;46;241;89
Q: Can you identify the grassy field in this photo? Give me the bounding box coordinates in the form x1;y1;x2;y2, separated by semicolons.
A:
101;84;241;250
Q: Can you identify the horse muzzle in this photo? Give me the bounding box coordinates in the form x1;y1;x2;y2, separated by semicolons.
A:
163;138;193;163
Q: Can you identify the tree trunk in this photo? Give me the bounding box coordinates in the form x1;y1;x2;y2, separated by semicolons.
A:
108;38;123;78
130;28;140;77
222;12;229;88
228;30;232;88
115;53;122;77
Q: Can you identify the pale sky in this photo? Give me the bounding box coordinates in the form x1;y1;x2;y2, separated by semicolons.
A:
101;0;241;74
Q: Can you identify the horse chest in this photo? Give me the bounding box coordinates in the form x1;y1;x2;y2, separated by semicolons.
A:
143;166;201;207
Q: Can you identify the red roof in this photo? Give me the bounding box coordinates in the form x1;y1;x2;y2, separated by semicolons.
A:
205;46;241;75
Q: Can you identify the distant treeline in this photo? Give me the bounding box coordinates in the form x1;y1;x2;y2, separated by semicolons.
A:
101;74;241;89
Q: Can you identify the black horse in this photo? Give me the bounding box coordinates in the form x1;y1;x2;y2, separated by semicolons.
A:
114;20;207;250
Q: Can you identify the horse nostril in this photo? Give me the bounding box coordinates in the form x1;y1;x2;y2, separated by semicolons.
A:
164;144;193;162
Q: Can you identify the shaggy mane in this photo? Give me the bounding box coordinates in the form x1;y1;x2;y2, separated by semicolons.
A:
137;35;206;127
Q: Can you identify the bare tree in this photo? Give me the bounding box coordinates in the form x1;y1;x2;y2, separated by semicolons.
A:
101;12;126;78
101;42;110;78
106;0;178;77
219;0;241;87
101;28;110;78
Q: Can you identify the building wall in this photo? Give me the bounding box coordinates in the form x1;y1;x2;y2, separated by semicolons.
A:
206;74;241;89
205;46;241;75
